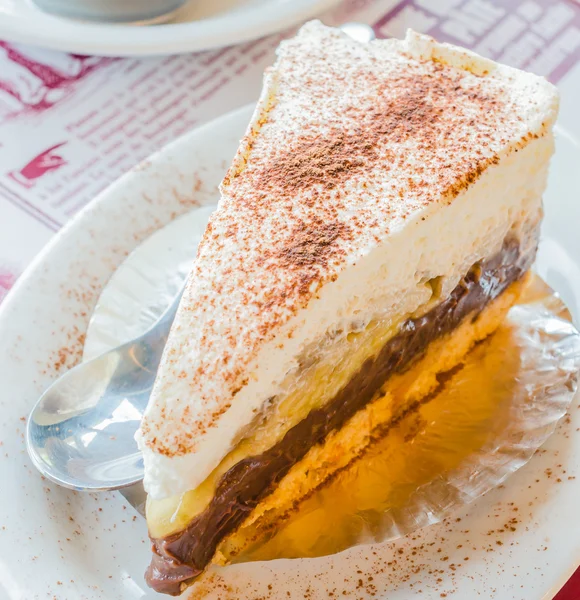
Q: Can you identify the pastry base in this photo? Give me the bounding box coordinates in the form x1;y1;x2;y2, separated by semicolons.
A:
214;274;529;567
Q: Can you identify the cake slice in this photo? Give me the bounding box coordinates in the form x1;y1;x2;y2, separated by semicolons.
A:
136;21;559;595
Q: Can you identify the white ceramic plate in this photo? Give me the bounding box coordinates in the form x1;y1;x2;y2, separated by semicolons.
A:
1;105;580;600
0;0;340;57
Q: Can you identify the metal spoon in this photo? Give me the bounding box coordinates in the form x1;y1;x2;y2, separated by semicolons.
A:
26;286;184;491
25;23;376;493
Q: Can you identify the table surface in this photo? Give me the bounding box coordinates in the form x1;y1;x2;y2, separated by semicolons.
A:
0;0;579;597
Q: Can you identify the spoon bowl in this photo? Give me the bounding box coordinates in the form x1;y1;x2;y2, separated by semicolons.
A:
26;287;183;491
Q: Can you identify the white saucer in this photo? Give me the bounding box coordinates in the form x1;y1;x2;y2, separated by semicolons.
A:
0;0;340;56
0;105;579;599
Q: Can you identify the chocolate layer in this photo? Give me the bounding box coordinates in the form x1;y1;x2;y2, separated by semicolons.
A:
147;237;532;595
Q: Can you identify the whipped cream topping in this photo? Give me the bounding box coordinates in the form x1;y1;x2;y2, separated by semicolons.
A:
137;22;559;500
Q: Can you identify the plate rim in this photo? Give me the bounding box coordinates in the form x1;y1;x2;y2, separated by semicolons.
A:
0;0;340;56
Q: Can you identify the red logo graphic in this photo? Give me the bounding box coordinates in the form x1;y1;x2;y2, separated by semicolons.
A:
8;142;67;189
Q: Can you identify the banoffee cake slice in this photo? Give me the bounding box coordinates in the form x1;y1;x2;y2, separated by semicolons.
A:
136;21;559;595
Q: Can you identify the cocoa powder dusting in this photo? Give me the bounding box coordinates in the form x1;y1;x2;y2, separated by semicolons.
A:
277;219;350;269
245;67;500;201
